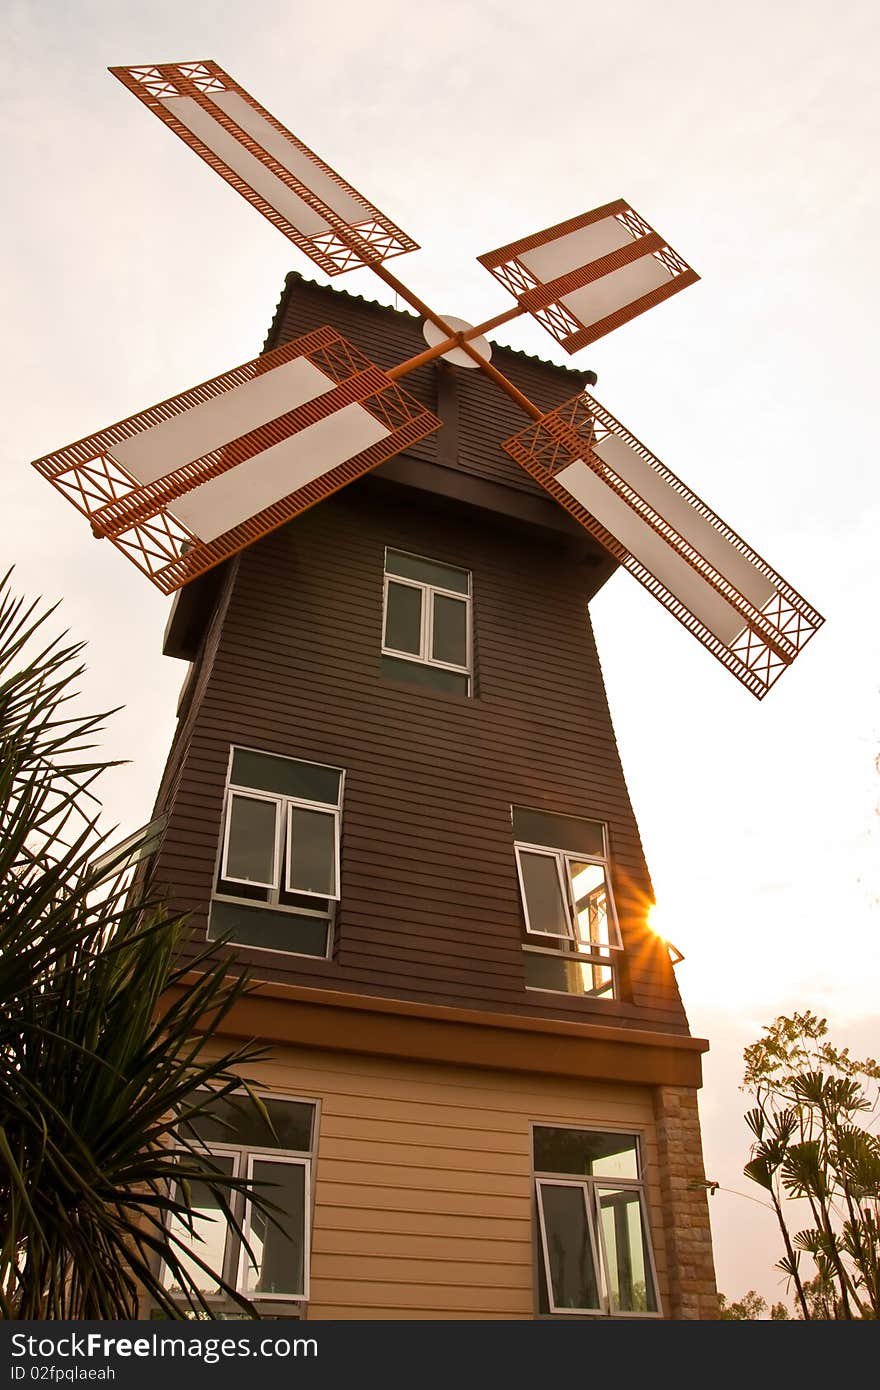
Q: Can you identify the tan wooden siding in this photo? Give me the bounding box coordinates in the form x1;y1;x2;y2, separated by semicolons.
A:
245;1045;670;1320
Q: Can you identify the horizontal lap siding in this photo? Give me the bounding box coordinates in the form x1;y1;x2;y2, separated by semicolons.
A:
153;483;688;1034
267;275;587;495
244;1046;669;1320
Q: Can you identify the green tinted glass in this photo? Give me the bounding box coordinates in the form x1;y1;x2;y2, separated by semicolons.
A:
523;951;614;997
244;1160;306;1296
208;900;329;957
288;807;336;896
538;1183;600;1311
183;1093;314;1152
385;549;469;594
519;852;570;937
380;654;469;695
513;808;605;858
231;749;341;805
533;1127;639;1179
225;795;277;886
384;580;422;655
431;593;468;667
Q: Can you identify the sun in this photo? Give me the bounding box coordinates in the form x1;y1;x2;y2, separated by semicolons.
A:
646;903;684;964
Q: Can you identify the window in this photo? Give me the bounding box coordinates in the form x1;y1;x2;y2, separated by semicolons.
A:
208;746;343;958
161;1092;317;1315
533;1126;660;1317
91;814;167;879
512;807;622;998
381;548;472;695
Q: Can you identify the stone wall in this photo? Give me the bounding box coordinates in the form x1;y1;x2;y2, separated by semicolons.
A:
652;1085;719;1319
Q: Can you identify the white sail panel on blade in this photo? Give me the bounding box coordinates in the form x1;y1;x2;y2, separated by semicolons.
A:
160;96;332;235
501;390;824;697
32;323;442;594
554;457;750;647
112;357;334;484
478;200;698;353
111;62;419;276
592;435;777;613
211;91;372;227
518;216;635;281
560;257;672;335
170;403;390;542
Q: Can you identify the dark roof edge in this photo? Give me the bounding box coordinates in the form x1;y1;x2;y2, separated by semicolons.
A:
262;270;589;380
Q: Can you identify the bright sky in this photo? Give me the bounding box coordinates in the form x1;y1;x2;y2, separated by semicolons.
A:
4;0;878;1312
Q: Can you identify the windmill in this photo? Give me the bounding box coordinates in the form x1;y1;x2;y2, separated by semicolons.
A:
32;59;823;700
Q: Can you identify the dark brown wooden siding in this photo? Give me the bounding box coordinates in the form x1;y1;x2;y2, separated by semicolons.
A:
152;479;689;1035
264;273;589;498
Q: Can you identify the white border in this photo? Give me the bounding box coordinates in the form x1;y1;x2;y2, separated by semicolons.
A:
381;547;473;687
536;1177;603;1313
237;1152;312;1302
284;804;341;901
529;1122;663;1320
159;1090;320;1310
220;789;281;891
209;745;347;959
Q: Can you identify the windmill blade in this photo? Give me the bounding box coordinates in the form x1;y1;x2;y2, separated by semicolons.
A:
110;61;418;277
503;393;823;699
32;328;441;594
478;201;698;354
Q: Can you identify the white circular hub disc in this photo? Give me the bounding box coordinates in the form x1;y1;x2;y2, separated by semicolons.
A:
422;315;492;369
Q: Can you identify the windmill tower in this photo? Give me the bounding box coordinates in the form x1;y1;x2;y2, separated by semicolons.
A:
31;60;824;1319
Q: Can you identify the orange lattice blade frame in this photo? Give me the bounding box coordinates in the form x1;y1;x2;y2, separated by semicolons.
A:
503;392;823;698
32;327;441;594
479;201;698;354
110;61;419;277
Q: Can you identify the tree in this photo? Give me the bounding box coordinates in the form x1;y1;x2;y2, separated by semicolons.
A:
0;573;277;1318
741;1011;880;1320
719;1289;767;1319
719;1290;792;1320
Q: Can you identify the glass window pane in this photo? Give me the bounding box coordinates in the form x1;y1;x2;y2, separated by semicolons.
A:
208;900;329;958
578;958;615;998
231;749;341;805
569;860;612;949
512;808;605;858
162;1155;235;1296
288;807;336;896
519;852;571;938
431;594;468;667
242;1160;306;1297
225;795;277;886
183;1096;314;1152
538;1183;600;1311
380;654;469;696
523;951;615;998
599;1187;658;1313
384;581;422;655
533;1127;639;1180
386;549;469;594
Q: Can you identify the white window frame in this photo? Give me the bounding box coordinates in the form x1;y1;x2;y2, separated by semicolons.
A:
214;743;343;902
381;549;472;684
220;788;282;892
159;1091;318;1313
237;1152;312;1303
220;787;340;904
283;802;340;901
515;841;622;949
532;1125;662;1320
535;1177;603;1313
